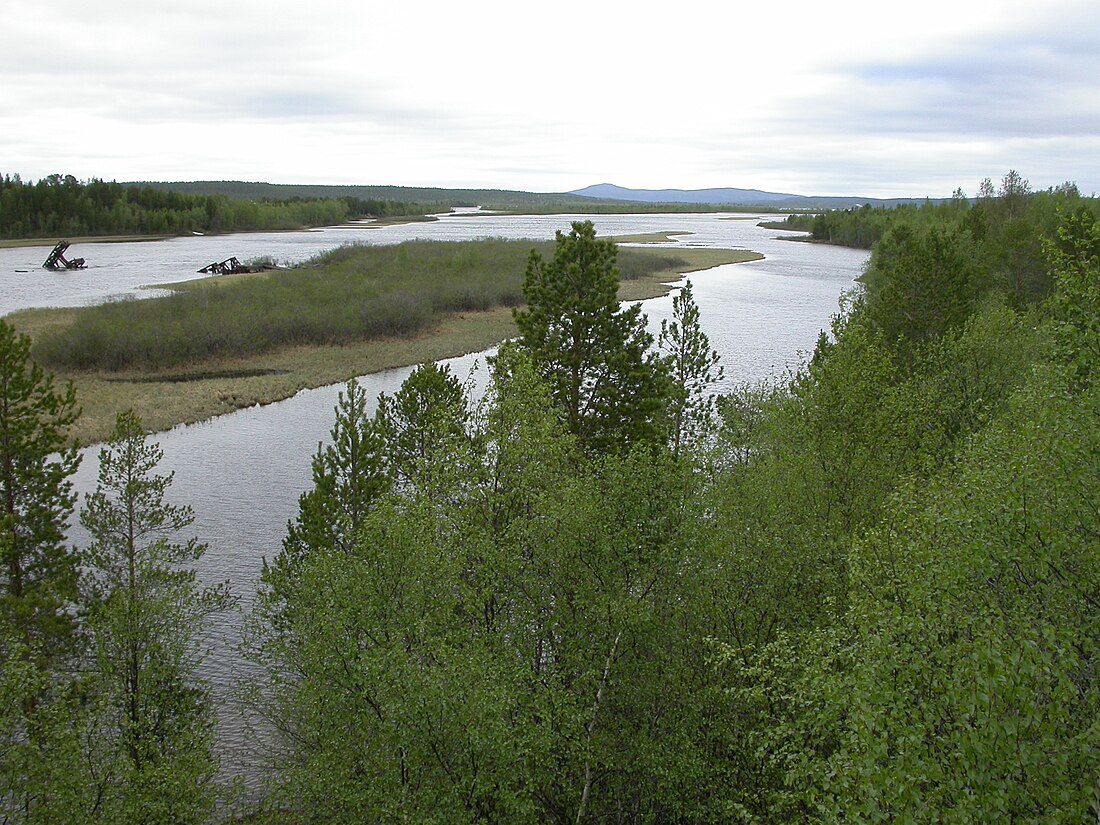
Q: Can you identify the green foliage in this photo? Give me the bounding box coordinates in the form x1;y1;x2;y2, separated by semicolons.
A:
514;220;670;453
253;347;760;822
0;322;95;823
0;320;81;664
894;297;1051;458
375;363;471;495
861;222;989;359
283;378;389;564
0;620;101;823
247;185;1095;821
80;411;229;822
0;173;401;239
250;382;390;795
699;179;1098;822
1046;205;1100;381
659;280;724;455
810;177;1094;312
752;366;1100;822
812;204;896;248
767;214;816;232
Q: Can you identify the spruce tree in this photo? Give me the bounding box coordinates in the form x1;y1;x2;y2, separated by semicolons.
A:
80;410;228;822
658;280;724;455
283;378;390;564
250;379;391;757
259;378;389;636
0;320;81;664
375;363;470;494
514;220;668;453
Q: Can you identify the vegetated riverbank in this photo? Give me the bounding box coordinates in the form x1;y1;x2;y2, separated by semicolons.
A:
9;241;760;444
0;233;175;249
757;215;816;232
0;214;452;250
0;173;459;243
607;231;692;244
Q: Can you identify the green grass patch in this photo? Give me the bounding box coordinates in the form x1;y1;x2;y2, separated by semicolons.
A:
605;231;692;244
32;239;545;372
31;238;716;374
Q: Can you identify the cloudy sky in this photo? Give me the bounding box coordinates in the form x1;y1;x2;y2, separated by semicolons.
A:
4;0;1098;198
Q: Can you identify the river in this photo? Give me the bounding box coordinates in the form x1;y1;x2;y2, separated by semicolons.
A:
3;212;868;789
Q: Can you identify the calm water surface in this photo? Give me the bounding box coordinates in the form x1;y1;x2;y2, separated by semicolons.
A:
13;213;867;788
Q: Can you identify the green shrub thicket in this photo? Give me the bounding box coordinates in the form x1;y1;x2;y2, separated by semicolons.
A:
246;182;1100;820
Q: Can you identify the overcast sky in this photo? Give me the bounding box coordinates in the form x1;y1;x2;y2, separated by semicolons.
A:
4;0;1098;198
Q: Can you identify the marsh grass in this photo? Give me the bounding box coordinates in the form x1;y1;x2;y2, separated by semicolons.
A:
606;231;692;244
34;239;551;371
12;241;761;442
33;238;712;373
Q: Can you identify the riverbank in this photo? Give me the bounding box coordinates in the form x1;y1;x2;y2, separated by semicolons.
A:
9;246;761;444
0;233;175;249
608;231;692;244
0;214;442;250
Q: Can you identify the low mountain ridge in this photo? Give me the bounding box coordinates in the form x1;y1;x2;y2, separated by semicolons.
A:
570;182;940;209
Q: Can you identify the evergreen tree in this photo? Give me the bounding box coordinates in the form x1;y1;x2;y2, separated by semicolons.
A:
375;362;470;495
0;616;98;823
282;378;389;565
658;280;724;455
80;411;228;823
253;378;389;692
861;223;988;360
514;220;669;453
0;320;81;664
250;378;393;794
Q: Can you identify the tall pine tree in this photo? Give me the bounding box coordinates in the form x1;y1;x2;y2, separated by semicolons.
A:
80;411;228;823
514;221;669;454
658;280;724;455
0;320;81;665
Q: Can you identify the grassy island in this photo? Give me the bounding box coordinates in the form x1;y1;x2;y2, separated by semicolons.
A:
8;238;761;443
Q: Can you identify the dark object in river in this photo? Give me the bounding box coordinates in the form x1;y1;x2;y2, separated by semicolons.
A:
198;256;279;275
198;256;248;275
43;241;87;270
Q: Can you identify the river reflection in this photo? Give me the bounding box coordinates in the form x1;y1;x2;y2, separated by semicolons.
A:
47;213;867;790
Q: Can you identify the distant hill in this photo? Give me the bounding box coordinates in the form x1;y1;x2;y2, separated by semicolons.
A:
571;183;798;205
570;183;942;209
123;180;942;212
123;181;594;211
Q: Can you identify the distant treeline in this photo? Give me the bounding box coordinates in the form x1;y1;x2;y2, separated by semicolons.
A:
0;173;449;239
132;179;545;208
135;180;792;215
792;176;1093;250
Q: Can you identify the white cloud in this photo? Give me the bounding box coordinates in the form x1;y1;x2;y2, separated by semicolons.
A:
2;0;1098;195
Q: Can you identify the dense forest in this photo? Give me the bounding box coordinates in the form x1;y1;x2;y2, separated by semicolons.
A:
2;175;1099;822
801;174;1089;251
0;174;449;239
